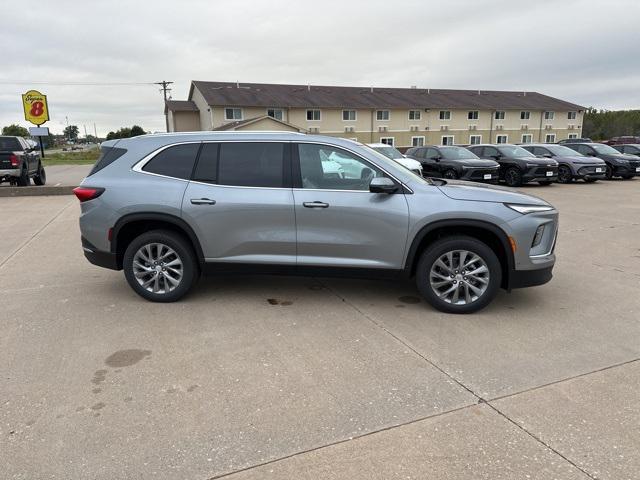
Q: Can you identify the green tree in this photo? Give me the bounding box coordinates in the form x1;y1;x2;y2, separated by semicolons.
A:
2;124;29;136
106;125;145;140
582;108;640;140
130;125;145;137
64;125;80;140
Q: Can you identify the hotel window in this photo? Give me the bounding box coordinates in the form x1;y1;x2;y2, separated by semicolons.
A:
267;108;283;120
495;111;505;120
568;133;578;139
496;134;508;144
468;111;479;120
439;110;451;120
225;108;242;120
380;137;394;146
521;134;533;144
545;134;556;143
469;135;482;145
441;135;454;145
376;110;390;121
306;109;321;121
342;110;357;121
412;136;425;147
568;111;577;120
544;111;555;120
408;110;421;120
520;111;530;120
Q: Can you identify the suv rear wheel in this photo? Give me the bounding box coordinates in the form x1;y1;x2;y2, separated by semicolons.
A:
123;230;198;302
416;236;502;314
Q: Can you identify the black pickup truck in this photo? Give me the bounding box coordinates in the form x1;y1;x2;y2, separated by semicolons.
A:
0;136;46;186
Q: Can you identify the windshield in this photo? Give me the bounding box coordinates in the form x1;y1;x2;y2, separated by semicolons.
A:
592;144;621;155
546;145;584;156
439;146;479;160
498;145;535;157
370;145;404;160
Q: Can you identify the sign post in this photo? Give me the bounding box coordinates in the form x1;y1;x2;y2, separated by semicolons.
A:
22;90;50;158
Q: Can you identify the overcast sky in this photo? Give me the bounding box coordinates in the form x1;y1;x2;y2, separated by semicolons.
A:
2;0;639;136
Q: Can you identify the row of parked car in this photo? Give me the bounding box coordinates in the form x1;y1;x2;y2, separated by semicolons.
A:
368;140;640;187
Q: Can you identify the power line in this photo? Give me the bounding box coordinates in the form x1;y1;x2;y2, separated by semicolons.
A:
0;81;155;86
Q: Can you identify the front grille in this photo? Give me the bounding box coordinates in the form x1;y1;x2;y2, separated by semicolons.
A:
533;166;558;176
577;165;606;175
466;168;499;181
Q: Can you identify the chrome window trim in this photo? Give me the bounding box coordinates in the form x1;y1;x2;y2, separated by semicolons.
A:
131;138;413;193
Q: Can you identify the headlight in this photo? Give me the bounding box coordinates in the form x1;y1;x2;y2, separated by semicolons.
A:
525;163;540;167
505;203;554;214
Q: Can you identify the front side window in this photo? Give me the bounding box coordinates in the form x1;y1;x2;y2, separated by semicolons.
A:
306;109;321;121
342;110;356;121
376;110;390;121
468;110;479;120
408;110;421;120
297;144;385;191
496;135;508;144
412;136;425;147
521;134;533;144
142;143;199;180
439;110;451;120
439;146;480;160
441;135;454;145
544;111;555;120
545;134;556;143
495;111;505;120
267;108;283;120
469;135;482;145
520;111;530;120
216;142;284;188
568;111;577;120
225;108;242;120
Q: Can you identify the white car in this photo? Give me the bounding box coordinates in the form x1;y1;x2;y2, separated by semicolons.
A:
366;143;423;176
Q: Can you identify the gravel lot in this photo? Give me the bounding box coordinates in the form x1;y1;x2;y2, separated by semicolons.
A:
1;179;638;479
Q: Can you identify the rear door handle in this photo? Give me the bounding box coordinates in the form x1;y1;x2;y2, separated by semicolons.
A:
190;198;216;205
303;201;329;208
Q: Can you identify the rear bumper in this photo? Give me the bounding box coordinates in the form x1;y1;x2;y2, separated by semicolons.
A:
81;236;120;270
509;265;554;289
0;168;20;177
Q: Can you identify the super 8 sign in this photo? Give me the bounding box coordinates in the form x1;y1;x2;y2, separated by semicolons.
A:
22;90;50;126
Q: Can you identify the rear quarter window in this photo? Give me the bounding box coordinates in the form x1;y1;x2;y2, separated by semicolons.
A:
142;143;200;180
88;146;128;176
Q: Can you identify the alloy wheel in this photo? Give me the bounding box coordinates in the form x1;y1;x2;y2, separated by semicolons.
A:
132;243;183;294
429;250;490;305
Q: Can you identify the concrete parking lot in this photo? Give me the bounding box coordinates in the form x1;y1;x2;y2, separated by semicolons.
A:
1;180;639;479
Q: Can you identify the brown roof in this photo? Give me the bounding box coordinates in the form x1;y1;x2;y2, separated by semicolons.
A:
165;100;198;114
190;81;585;111
212;115;305;132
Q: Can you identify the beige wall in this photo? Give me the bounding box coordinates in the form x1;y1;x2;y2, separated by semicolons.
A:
234;117;301;132
169;111;200;132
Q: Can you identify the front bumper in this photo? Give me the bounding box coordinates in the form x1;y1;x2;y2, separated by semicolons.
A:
460;167;500;183
613;163;640;176
510;266;553;288
522;165;558;183
575;164;607;179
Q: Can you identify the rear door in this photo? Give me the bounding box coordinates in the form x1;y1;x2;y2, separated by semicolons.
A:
292;142;409;270
181;141;296;265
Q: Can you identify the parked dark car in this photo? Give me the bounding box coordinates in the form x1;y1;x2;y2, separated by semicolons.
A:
0;136;46;186
558;137;592;144
612;144;640;157
521;144;606;183
607;136;640;146
405;145;499;183
466;144;558;187
563;142;639;180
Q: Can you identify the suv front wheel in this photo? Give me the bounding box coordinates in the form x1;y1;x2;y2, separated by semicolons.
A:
123;230;198;302
416;236;502;314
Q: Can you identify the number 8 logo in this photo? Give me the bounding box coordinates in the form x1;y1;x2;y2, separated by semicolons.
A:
30;101;44;117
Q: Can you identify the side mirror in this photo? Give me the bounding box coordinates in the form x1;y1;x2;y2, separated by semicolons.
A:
543;153;553;158
493;155;502;160
369;177;398;194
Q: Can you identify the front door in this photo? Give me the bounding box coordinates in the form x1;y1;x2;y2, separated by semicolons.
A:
181;142;296;264
292;142;409;270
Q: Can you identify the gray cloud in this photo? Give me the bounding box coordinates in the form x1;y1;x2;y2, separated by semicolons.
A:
1;0;639;135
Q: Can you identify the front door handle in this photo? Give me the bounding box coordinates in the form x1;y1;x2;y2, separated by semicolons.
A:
190;198;216;205
303;201;329;208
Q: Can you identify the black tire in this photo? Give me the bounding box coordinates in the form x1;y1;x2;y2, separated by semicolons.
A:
415;236;502;314
504;167;523;187
443;169;458;179
538;181;553;186
33;162;46;186
16;164;30;186
621;175;634;180
557;165;573;184
605;165;613;180
123;230;199;302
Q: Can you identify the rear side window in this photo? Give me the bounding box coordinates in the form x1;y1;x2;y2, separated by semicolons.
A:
217;142;285;187
88;146;127;176
143;143;200;180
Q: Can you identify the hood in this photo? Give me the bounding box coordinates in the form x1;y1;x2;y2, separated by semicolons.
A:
395;157;422;170
436;179;550;206
454;158;500;167
555;155;605;164
513;156;558;165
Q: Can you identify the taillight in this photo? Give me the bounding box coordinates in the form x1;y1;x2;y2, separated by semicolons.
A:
9;154;19;167
73;187;105;202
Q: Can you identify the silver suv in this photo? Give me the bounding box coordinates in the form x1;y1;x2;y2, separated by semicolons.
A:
75;132;558;314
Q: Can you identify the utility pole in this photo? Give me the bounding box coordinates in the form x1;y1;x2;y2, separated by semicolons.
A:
155;80;173;132
94;123;98;142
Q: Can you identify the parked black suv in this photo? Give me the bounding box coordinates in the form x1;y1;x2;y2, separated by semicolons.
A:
405;145;499;183
0;136;46;186
612;144;640;157
563;142;640;180
466;144;558;187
